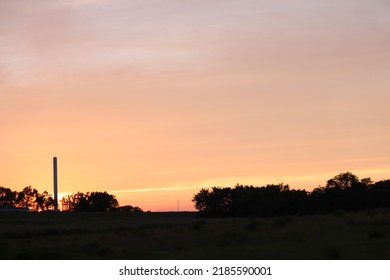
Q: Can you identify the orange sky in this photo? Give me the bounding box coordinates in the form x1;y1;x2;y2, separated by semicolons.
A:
1;0;390;211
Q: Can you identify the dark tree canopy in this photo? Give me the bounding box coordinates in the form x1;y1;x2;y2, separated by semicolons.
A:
0;186;143;212
0;186;53;211
88;191;119;211
193;172;390;217
61;191;119;212
1;187;138;212
0;187;17;206
112;205;143;213
326;172;359;189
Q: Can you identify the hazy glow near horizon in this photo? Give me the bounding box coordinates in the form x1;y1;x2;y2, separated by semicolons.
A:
1;0;390;211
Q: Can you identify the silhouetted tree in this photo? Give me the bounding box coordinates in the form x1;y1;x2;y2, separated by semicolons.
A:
113;205;143;212
35;191;54;211
326;172;359;189
2;186;122;212
0;187;17;206
61;191;118;212
193;183;309;217
192;188;211;213
371;180;390;208
15;186;38;209
73;192;90;212
193;187;233;217
88;191;118;211
321;172;371;211
193;172;390;217
11;186;55;211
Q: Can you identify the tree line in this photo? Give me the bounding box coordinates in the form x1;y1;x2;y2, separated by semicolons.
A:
0;186;53;211
0;186;142;212
61;191;142;212
192;172;390;217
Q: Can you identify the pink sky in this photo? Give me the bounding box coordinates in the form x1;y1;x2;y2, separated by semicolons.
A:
1;0;390;211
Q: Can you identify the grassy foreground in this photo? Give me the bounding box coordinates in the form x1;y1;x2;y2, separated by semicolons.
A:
1;209;390;259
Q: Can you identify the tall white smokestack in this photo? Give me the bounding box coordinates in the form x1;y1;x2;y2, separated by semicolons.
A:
53;157;58;211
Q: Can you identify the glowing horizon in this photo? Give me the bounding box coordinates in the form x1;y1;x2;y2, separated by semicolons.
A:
5;165;390;212
1;0;389;211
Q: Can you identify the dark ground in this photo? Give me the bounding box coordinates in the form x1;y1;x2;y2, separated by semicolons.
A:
1;209;390;259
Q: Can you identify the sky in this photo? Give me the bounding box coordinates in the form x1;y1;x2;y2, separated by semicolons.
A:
1;0;390;211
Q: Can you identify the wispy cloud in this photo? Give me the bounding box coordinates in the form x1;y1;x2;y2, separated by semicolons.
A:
110;185;200;194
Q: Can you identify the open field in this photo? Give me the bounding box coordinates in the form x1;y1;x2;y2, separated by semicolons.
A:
1;209;390;259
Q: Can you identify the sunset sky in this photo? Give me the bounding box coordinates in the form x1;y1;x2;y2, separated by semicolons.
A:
1;0;390;211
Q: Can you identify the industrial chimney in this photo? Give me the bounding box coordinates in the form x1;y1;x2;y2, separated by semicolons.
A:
53;157;58;211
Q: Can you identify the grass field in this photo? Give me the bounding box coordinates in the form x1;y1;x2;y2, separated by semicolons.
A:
1;209;390;259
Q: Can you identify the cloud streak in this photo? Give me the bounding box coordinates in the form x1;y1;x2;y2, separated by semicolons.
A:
110;185;199;194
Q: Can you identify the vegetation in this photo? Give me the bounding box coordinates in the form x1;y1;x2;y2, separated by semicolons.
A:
1;210;390;259
0;187;140;213
60;191;119;212
3;172;389;216
193;172;390;217
0;186;53;211
2;171;390;259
